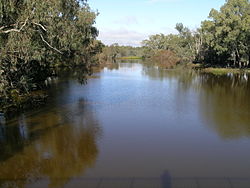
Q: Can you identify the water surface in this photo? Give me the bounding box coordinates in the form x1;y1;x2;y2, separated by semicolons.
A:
1;61;250;188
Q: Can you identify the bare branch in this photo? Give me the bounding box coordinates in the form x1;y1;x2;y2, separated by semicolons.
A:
32;22;47;31
0;17;29;34
39;34;63;54
0;26;6;30
0;24;17;31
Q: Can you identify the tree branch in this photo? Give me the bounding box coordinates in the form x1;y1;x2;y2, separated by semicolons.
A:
39;34;63;54
0;24;17;31
0;26;6;30
0;17;29;34
32;22;47;31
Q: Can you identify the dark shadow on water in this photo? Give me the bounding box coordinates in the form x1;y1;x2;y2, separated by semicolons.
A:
161;170;172;188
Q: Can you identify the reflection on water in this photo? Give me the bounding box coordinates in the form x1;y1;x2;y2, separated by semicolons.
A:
143;66;250;139
199;73;250;139
0;98;101;188
1;61;250;188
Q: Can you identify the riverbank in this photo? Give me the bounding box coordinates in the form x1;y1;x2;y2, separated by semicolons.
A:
0;64;105;115
189;63;250;75
2;61;250;115
117;56;142;60
201;67;250;75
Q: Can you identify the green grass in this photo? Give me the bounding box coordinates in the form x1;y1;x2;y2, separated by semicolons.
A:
202;68;250;75
185;63;250;75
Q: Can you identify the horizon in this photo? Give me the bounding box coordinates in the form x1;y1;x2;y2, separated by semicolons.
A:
89;0;226;46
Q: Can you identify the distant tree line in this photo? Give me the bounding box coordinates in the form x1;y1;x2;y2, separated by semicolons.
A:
0;0;102;109
142;0;250;68
98;43;144;63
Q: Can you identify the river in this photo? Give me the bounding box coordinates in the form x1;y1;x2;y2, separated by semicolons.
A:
1;60;250;188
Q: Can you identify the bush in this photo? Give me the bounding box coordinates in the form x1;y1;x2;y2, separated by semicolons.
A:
151;50;180;69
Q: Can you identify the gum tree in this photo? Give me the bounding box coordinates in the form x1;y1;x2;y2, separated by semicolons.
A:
201;0;250;67
0;0;101;106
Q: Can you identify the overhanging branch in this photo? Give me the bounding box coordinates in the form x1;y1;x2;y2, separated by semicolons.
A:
40;34;63;54
32;22;47;31
0;17;29;34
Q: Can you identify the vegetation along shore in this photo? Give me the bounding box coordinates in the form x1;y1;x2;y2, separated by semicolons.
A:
0;0;249;113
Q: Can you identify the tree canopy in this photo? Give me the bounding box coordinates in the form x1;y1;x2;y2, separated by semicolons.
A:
201;0;250;67
142;0;250;68
0;0;102;108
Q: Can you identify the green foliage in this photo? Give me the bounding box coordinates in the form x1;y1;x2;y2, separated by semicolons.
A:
142;24;199;64
98;44;144;64
201;0;250;67
142;0;250;68
0;0;101;108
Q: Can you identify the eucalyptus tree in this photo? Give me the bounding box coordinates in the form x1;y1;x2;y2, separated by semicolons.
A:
142;24;199;63
0;0;100;106
201;0;250;67
142;34;169;50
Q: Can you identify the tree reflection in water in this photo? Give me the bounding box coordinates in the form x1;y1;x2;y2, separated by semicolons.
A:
0;99;101;188
199;73;250;139
143;65;250;139
1;63;250;188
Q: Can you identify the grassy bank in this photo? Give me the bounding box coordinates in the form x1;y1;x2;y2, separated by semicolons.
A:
201;68;250;75
117;56;142;60
187;63;250;75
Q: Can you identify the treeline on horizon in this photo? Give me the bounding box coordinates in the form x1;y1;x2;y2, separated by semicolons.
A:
101;0;250;69
98;44;144;63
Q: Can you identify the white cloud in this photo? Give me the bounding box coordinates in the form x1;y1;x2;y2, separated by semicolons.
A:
97;28;149;47
97;27;177;47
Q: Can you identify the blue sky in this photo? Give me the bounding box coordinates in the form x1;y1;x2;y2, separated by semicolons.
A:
88;0;226;46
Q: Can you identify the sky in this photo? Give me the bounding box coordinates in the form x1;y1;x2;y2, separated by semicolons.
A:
88;0;226;46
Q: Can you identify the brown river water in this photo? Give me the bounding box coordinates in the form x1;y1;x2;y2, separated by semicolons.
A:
0;60;250;188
